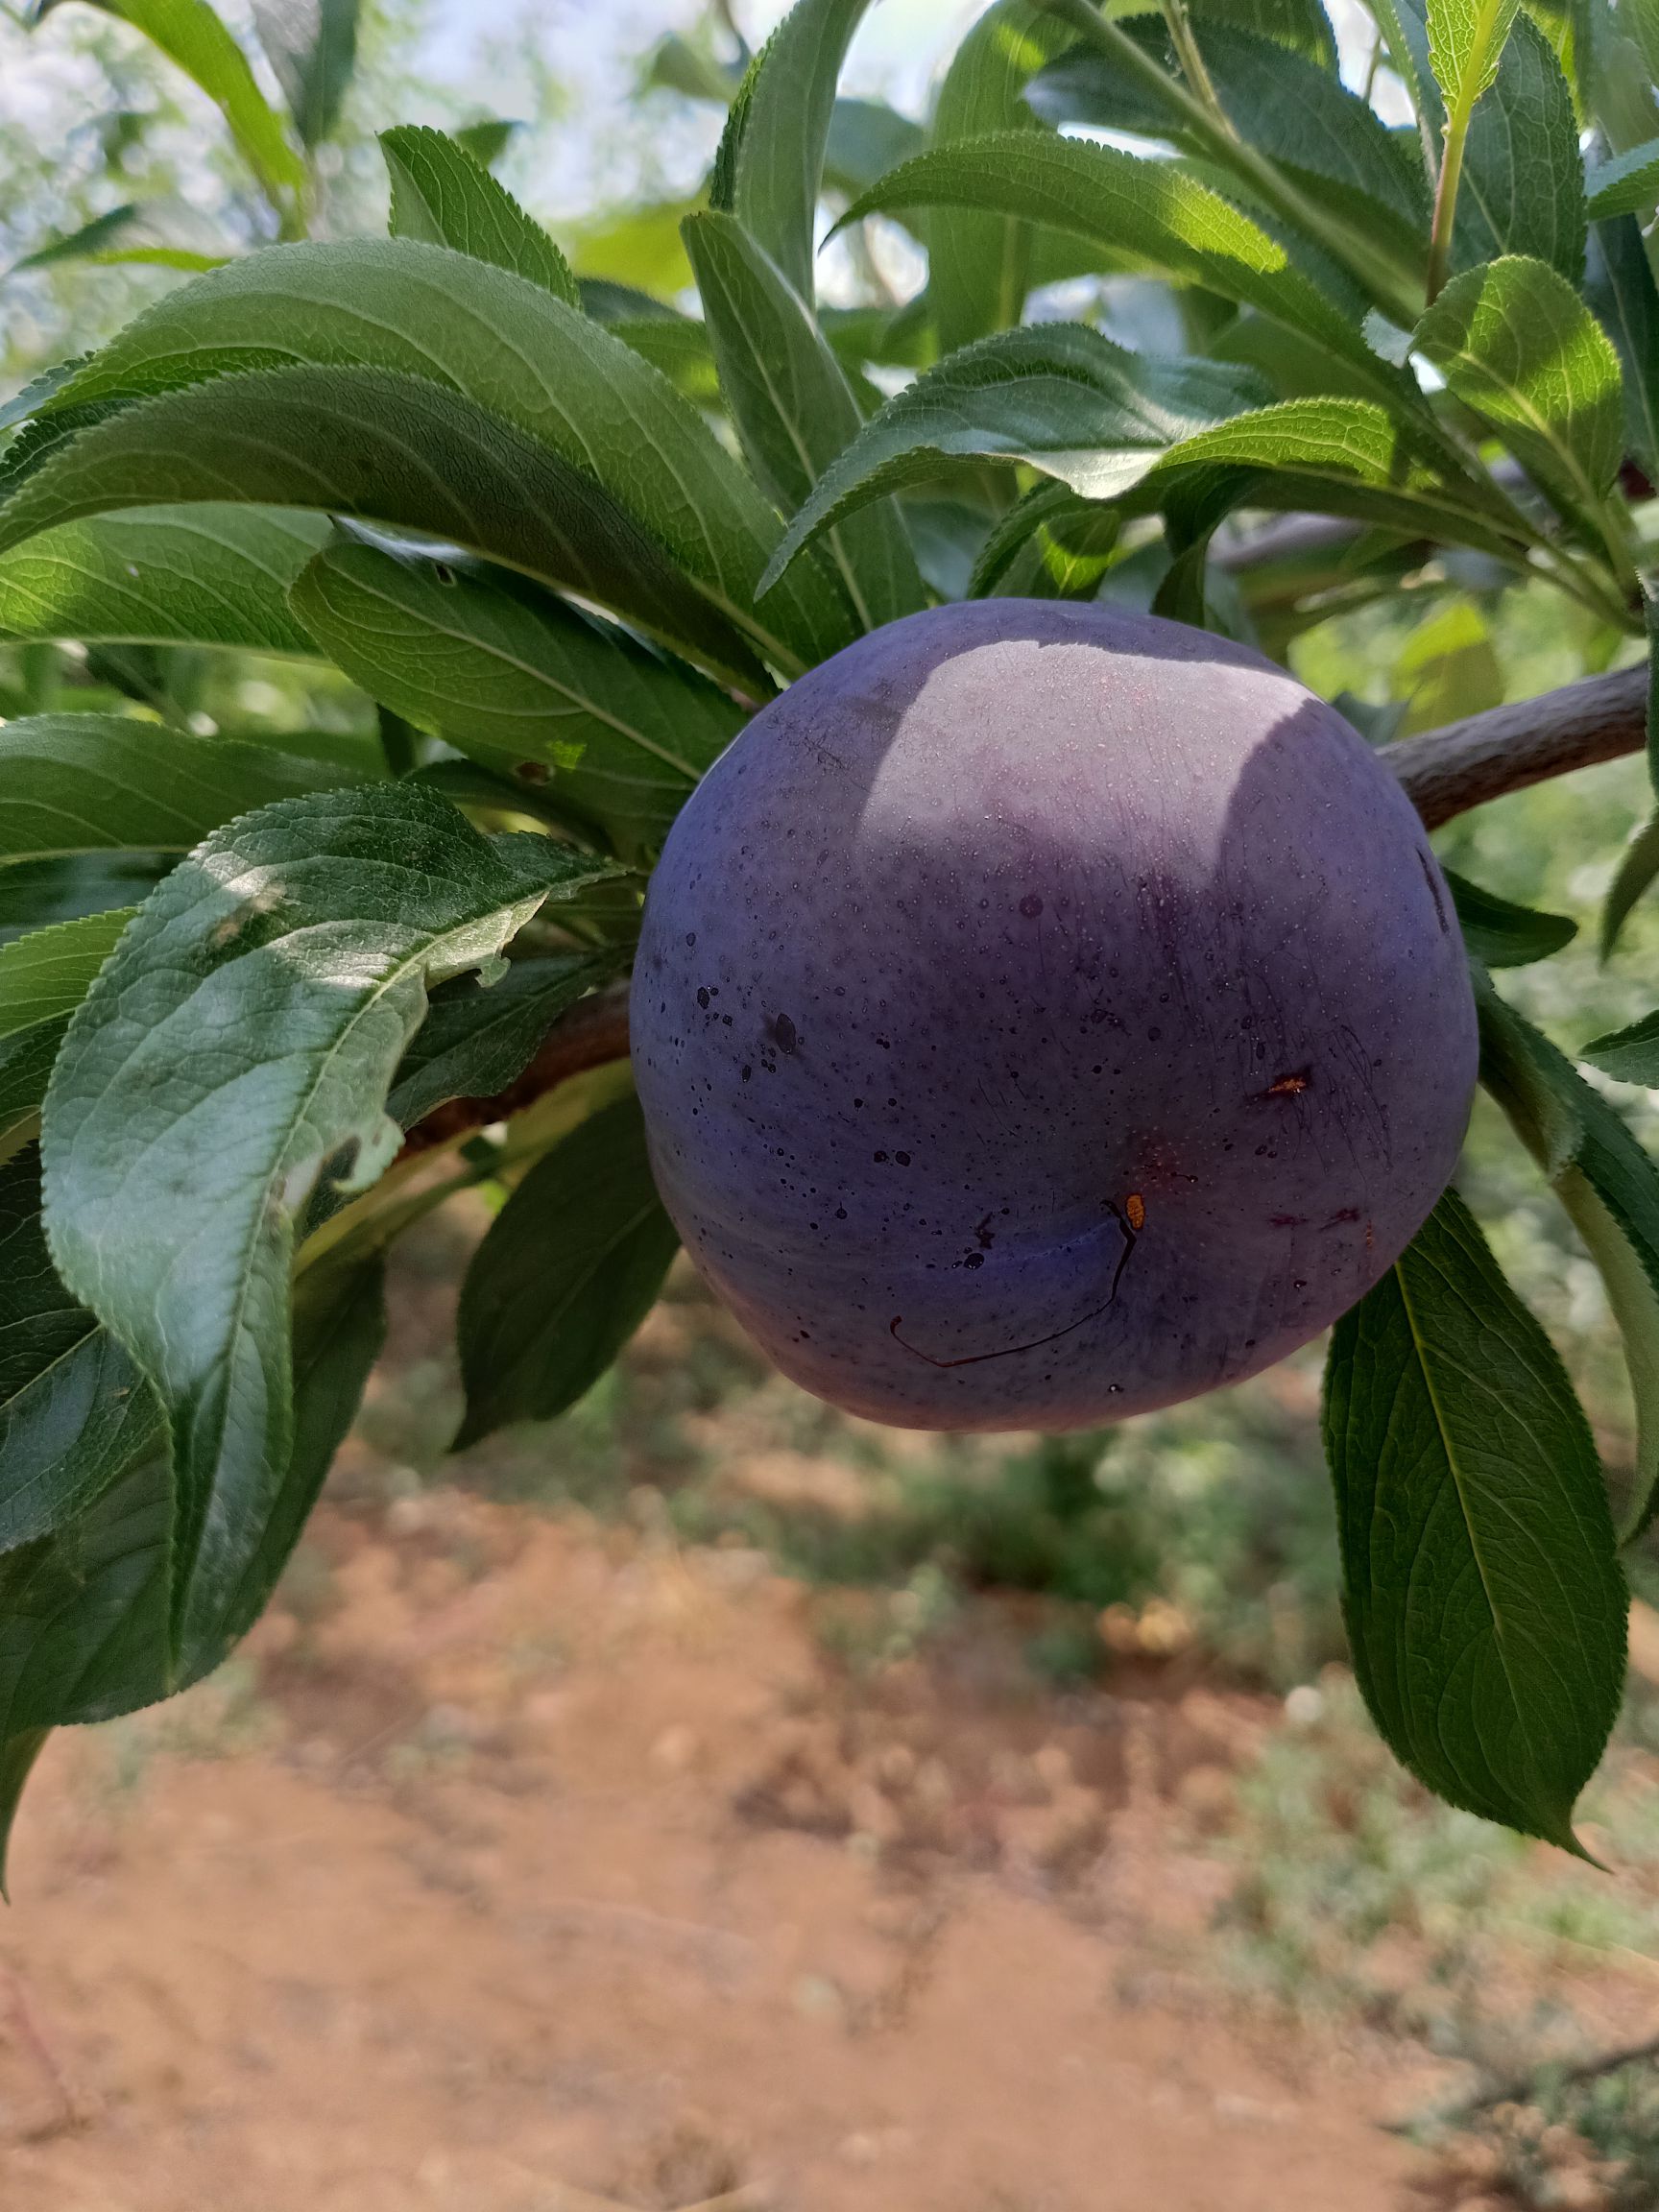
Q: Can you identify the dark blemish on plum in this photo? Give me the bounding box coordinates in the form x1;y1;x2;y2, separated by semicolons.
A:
1292;1279;1308;1290
1270;1214;1308;1228
889;1202;1139;1369
896;1150;911;1166
685;932;696;948
515;760;549;783
697;988;710;1009
835;1207;847;1219
773;1013;799;1055
1148;1026;1162;1042
974;1214;995;1249
1417;848;1450;932
1019;894;1044;919
962;1252;984;1269
1324;1207;1360;1227
741;1066;753;1081
874;1150;888;1163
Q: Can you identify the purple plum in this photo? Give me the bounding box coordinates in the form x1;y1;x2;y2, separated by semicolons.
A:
630;599;1477;1430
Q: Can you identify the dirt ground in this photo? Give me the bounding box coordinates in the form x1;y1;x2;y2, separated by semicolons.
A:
0;1450;1456;2212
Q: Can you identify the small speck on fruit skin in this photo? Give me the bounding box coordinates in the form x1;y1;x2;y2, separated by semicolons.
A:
631;599;1477;1432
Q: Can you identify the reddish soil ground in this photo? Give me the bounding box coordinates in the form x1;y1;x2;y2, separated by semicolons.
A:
0;1467;1443;2212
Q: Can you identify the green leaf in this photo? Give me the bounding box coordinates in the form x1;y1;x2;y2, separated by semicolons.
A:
289;533;746;863
710;0;875;303
40;0;306;221
388;951;619;1130
837;132;1411;397
682;211;926;635
0;713;367;865
0;855;171;945
967;479;1125;599
1429;0;1524;119
1455;13;1586;285
1583;1002;1659;1083
32;238;854;672
1324;1183;1624;1850
0;1231;385;1889
0;1142;162;1551
455;1092;678;1446
1413;255;1624;517
40;780;619;1658
379;126;579;303
0;366;773;696
1189;0;1336;63
1443;867;1576;963
760;324;1270;587
252;0;359;149
0;505;329;656
7;204;142;276
0;910;135;1160
824;98;926;198
1480;978;1659;1542
1026;24;1430;257
451;119;520;172
924;0;1075;353
1588;213;1659;482
1587;135;1659;221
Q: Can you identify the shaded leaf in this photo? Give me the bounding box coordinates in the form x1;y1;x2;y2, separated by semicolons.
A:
760;323;1270;587
682;210;925;634
924;0;1074;353
1587;135;1659;221
1442;866;1576;963
824;97;925;198
1027;24;1430;258
289;533;745;862
0;855;173;946
388;950;620;1130
1587;212;1659;481
40;780;619;1658
0;366;773;695
0;712;366;864
1455;12;1586;284
1324;1182;1624;1849
33;238;854;672
379;126;578;302
837;132;1412;397
0;1232;385;1888
0;505;330;655
0;909;135;1159
0;1143;161;1552
1481;978;1659;1542
456;1093;679;1445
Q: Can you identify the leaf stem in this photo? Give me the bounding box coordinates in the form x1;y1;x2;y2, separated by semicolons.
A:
1426;101;1470;304
1159;0;1236;138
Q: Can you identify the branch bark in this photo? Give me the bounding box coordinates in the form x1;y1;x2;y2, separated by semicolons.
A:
1384;661;1648;829
399;661;1651;1157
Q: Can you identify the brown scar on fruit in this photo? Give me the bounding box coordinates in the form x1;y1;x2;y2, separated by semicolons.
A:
1124;1191;1146;1233
890;1201;1140;1369
1262;1069;1311;1098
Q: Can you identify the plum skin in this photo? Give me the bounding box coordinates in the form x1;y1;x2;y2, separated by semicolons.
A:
630;598;1477;1431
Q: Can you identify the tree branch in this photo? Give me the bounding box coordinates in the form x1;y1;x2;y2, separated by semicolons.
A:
1384;661;1647;829
399;662;1650;1157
